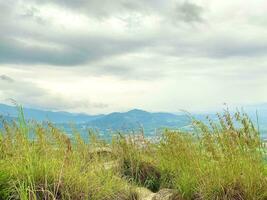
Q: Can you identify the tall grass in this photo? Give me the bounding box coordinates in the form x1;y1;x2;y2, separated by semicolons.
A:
0;106;137;200
0;107;266;200
114;111;267;200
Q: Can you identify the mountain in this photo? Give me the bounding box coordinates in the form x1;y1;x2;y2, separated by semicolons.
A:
85;109;191;135
0;104;191;135
1;103;266;139
0;103;102;123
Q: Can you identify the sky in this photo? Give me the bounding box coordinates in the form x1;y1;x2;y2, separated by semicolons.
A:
0;0;267;114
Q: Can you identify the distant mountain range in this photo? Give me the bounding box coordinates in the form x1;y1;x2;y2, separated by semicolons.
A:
0;104;191;135
0;103;103;123
0;103;266;138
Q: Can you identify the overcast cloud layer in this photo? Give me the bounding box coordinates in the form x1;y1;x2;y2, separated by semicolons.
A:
0;0;267;114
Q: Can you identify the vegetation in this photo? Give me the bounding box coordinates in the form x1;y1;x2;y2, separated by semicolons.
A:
0;107;266;200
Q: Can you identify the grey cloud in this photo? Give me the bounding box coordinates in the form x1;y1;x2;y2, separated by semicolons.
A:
19;6;47;25
1;0;267;82
29;0;205;25
0;35;152;66
92;65;136;77
34;0;204;23
0;76;47;98
85;64;165;80
204;39;267;58
0;0;153;67
173;1;204;23
0;75;14;82
0;0;205;69
149;32;267;60
0;37;88;66
31;0;166;18
0;1;13;18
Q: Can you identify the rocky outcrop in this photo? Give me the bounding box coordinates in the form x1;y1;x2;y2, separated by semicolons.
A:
152;189;182;200
136;187;155;200
137;188;183;200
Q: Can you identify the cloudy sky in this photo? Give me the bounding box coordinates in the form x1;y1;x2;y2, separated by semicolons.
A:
0;0;267;114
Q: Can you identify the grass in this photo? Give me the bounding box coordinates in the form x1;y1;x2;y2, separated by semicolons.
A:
0;107;266;200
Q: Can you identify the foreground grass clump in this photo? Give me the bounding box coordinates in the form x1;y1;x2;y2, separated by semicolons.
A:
114;111;267;200
0;108;266;200
0;110;137;200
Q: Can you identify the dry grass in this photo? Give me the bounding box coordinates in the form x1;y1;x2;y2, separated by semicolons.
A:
0;107;266;200
113;111;267;200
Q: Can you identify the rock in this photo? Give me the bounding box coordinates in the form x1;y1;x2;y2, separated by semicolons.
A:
144;193;157;200
152;189;182;200
136;187;156;200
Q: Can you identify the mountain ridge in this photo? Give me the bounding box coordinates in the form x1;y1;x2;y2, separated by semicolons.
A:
0;103;103;123
0;103;266;138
